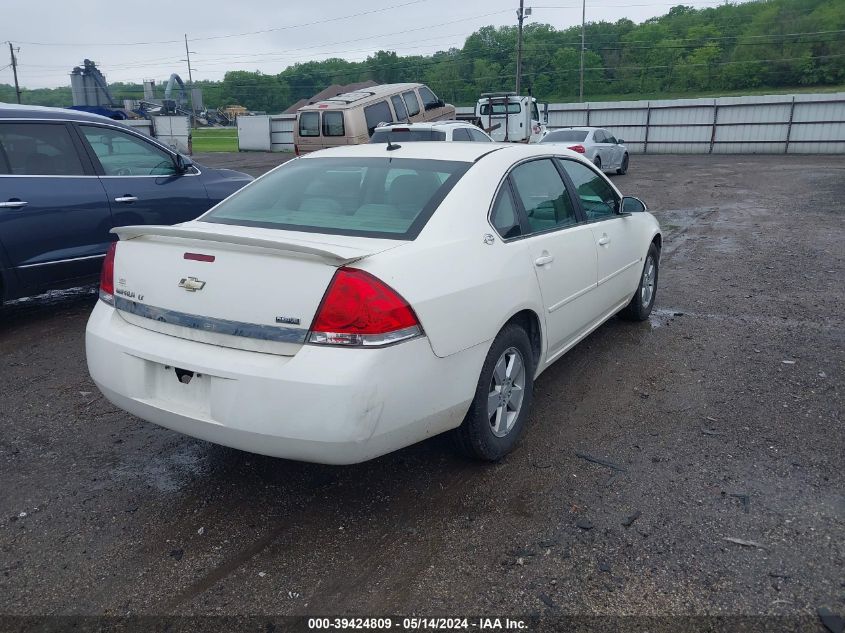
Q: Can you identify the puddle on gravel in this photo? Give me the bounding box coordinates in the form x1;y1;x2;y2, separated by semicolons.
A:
650;308;686;329
113;442;208;493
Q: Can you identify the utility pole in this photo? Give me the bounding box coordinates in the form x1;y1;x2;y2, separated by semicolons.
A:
579;0;586;102
184;34;196;128
8;42;21;104
515;0;525;94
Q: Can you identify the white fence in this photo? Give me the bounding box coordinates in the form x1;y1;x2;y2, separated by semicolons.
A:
238;114;295;152
151;115;191;155
458;92;845;154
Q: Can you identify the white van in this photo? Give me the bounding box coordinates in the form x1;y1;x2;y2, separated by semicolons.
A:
475;92;548;143
294;83;456;154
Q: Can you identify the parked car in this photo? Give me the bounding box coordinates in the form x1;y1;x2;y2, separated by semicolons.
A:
0;104;253;303
370;121;493;143
540;127;629;175
86;142;660;465
475;92;548;143
294;83;455;155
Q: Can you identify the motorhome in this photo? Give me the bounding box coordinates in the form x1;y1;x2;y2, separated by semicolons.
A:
475;92;548;143
294;83;455;154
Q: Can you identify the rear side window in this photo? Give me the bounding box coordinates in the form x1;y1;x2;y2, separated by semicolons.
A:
370;129;446;143
557;159;619;220
299;112;320;137
202;157;471;240
403;91;421;117
364;101;394;136
490;185;521;240
0;122;85;176
451;128;471;141
540;130;588;143
468;128;492;142
322;111;344;137
391;95;408;122
510;159;576;234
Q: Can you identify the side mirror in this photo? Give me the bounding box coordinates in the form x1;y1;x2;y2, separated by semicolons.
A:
621;196;647;213
617;138;624;145
175;154;194;173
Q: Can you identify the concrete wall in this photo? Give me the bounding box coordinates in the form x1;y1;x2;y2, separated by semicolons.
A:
455;92;845;154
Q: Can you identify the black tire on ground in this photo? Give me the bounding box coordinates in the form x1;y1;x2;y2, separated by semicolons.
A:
453;323;535;461
619;243;659;321
616;153;629;175
593;156;602;171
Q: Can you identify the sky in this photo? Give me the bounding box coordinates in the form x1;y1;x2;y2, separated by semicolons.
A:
4;0;729;89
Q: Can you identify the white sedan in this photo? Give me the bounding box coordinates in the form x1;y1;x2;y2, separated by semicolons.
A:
540;127;630;175
86;143;660;465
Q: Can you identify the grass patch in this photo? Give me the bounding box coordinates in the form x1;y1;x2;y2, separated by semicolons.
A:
192;127;239;152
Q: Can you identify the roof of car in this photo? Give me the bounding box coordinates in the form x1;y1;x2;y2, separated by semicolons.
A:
0;102;118;124
298;83;428;112
300;141;584;163
377;121;475;129
549;126;601;132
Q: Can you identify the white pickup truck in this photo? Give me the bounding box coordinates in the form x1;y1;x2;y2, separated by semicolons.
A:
476;92;548;143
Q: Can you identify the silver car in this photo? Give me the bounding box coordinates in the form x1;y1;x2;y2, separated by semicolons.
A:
539;127;629;175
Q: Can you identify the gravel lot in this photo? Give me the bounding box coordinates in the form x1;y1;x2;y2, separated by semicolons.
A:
1;153;843;631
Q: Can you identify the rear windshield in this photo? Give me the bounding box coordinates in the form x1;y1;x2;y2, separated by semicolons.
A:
480;102;521;115
369;129;446;143
201;157;471;240
540;130;588;143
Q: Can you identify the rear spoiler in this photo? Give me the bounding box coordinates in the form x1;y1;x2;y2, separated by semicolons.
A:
111;225;367;265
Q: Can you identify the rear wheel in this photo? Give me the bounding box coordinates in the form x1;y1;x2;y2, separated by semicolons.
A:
593;156;602;171
616;153;629;175
619;243;659;321
453;324;534;461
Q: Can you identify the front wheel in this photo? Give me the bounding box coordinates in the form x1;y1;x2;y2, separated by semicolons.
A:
619;243;659;321
453;324;535;461
616;153;629;175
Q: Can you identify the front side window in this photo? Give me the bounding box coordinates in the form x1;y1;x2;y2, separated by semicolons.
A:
202;157;470;240
558;159;619;220
364;101;394;136
418;86;440;110
0;122;85;176
490;184;521;240
299;112;320;137
510;159;576;234
403;91;421;117
81;125;175;176
322;111;345;137
391;95;409;122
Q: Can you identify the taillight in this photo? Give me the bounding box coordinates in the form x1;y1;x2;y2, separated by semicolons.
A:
568;144;586;153
308;267;422;347
99;242;117;305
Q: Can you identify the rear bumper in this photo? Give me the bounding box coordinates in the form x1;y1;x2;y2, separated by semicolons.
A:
85;302;485;464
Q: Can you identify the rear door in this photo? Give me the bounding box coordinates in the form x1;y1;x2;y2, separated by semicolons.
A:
603;131;624;170
557;158;641;312
507;158;598;359
0;120;113;291
77;123;211;227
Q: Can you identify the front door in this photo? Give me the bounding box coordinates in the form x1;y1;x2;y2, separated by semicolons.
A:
507;159;598;359
77;123;211;228
558;158;641;312
0;121;114;292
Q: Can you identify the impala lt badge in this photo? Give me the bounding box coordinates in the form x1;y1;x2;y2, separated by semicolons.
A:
178;277;206;292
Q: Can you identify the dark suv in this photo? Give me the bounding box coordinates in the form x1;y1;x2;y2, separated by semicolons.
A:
0;104;252;302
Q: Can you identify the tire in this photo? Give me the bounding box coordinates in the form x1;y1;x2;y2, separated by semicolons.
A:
619;243;659;321
616;153;629;175
453;323;535;461
593;156;602;171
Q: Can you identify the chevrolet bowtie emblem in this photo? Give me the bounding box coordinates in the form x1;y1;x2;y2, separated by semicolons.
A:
178;277;206;292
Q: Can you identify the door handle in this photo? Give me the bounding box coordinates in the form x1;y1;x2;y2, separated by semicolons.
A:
0;200;28;208
114;196;138;203
598;235;611;246
534;254;555;266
